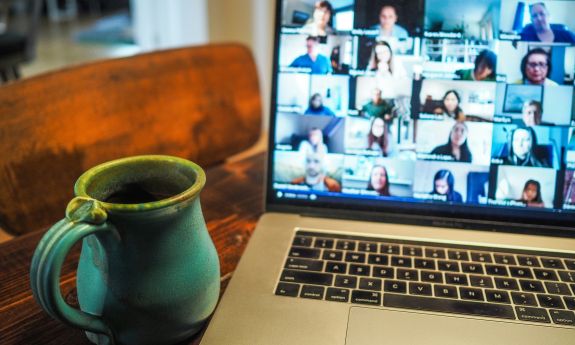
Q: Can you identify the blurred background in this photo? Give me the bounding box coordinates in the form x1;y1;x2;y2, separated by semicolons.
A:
0;0;274;124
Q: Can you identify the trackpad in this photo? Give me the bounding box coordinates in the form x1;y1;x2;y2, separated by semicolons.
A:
346;307;574;345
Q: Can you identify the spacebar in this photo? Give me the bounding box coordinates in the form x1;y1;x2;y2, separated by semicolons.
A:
384;294;516;320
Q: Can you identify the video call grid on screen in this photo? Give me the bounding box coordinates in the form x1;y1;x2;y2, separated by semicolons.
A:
272;0;575;214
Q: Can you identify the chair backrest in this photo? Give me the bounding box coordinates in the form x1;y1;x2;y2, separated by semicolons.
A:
0;44;262;235
1;0;42;62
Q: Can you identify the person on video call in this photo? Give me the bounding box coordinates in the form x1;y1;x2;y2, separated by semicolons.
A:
291;152;341;192
367;117;389;156
516;48;557;86
522;100;543;126
516;180;545;208
431;170;463;203
289;36;332;74
367;165;391;196
302;1;334;37
565;173;575;205
298;127;328;155
456;50;497;82
371;5;408;39
431;122;473;163
503;126;550;167
361;88;393;120
368;40;407;79
520;2;575;44
304;93;335;115
434;90;465;121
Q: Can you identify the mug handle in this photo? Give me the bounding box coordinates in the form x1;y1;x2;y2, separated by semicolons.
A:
30;197;117;344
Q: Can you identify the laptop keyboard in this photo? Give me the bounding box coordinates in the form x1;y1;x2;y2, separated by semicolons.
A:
274;230;575;327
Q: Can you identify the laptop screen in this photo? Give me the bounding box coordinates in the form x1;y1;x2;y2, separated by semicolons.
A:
268;0;575;232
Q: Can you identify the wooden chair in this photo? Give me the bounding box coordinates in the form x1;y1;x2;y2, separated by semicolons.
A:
0;44;262;236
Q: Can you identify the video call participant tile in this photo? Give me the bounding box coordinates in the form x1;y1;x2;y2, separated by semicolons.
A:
412;161;490;204
274;113;345;154
490;165;558;209
342;155;416;198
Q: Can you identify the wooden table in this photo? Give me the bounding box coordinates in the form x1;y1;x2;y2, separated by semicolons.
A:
0;152;265;345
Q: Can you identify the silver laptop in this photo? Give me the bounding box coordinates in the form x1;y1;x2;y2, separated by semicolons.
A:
202;0;575;343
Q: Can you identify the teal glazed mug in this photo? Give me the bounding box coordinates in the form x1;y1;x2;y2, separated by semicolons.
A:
30;155;220;345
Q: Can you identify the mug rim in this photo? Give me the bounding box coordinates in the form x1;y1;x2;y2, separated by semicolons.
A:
74;155;206;213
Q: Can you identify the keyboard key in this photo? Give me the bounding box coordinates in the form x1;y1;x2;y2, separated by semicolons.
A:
372;266;394;279
391;256;412;268
325;288;350;303
285;258;323;271
495;277;519;290
289;247;320;259
520;279;545;293
384;294;515;320
403;246;423;257
334;275;357;289
469;275;494;288
275;282;300;297
461;263;484;274
322;250;343;261
384;280;407;294
325;261;347;274
544;282;572;296
421;270;443;283
414;258;436;270
345;252;366;263
558;270;575;283
510;267;533;279
292;236;312;247
511;292;537;306
564;260;575;271
314;238;334;249
494;254;517;265
460;287;484;301
349;264;370;276
485;290;511;304
351;290;381;306
368;254;389;266
517;256;540;267
358;242;378;253
359;278;382;291
300;285;324;300
533;269;558;281
541;258;564;270
564;297;575;310
515;306;550;323
336;240;356;251
438;260;459;272
409;282;432;296
425;248;446;259
485;265;508;276
380;244;400;255
397;269;418;281
447;250;469;261
471;252;493;263
549;309;575;326
434;285;458;298
280;270;333;286
445;273;468;285
537;294;565;309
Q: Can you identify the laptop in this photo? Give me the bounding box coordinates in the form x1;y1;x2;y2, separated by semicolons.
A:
202;0;575;343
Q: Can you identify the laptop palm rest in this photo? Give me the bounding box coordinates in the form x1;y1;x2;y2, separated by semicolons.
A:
346;307;574;345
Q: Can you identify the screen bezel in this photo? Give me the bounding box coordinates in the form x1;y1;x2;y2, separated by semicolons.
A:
265;0;575;239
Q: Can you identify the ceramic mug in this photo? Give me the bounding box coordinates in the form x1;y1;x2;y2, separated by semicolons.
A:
30;155;220;345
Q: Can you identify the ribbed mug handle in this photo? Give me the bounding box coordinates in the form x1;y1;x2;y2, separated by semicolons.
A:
30;197;117;344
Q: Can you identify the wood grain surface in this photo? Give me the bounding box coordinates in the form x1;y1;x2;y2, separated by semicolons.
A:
0;152;266;345
0;44;261;236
